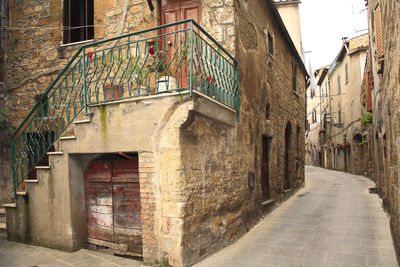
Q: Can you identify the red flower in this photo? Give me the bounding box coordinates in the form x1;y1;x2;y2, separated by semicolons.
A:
207;76;215;84
88;52;94;60
149;47;155;55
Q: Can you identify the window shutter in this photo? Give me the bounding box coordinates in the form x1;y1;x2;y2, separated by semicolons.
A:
292;58;297;92
374;4;384;59
366;70;373;111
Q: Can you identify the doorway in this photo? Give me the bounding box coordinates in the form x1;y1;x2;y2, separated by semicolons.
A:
284;122;291;190
85;154;142;257
159;0;202;88
261;136;272;200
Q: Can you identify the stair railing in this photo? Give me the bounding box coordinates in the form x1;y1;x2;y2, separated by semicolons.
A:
10;19;239;197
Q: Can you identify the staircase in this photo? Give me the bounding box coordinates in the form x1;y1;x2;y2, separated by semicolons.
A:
2;19;239;247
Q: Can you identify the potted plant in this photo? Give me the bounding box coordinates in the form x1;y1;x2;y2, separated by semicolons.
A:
359;112;373;126
148;49;177;93
88;52;124;101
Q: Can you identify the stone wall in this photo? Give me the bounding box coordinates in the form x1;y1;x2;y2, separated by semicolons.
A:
1;0;235;202
2;0;307;266
176;1;307;264
366;0;400;255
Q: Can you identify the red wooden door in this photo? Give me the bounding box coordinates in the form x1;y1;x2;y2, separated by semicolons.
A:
85;158;142;256
160;0;202;87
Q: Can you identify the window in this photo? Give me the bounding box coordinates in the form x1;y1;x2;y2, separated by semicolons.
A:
337;75;341;93
326;81;330;96
312;109;317;123
374;4;383;59
338;111;342;123
63;0;94;44
366;70;373;111
345;63;348;83
268;33;274;56
292;58;297;92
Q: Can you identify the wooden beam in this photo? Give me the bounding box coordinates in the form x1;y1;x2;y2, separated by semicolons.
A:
118;152;134;160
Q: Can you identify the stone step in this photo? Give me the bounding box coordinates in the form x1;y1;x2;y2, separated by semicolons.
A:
60;135;76;141
1;203;16;208
0;222;6;231
47;151;63;156
0;208;5;215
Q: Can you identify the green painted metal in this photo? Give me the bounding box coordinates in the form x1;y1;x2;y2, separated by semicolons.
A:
10;19;239;197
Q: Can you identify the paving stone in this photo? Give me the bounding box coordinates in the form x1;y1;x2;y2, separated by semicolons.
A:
194;167;399;267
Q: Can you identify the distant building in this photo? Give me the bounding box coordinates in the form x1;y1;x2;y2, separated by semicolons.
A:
305;66;329;167
326;34;369;173
274;0;303;57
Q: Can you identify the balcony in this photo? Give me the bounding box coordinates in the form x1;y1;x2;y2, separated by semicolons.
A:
10;19;239;196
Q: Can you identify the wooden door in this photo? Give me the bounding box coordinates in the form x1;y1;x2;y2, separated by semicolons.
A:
160;0;202;87
261;136;271;200
85;157;142;256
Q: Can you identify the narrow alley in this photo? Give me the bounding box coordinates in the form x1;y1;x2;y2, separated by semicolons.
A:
195;166;398;267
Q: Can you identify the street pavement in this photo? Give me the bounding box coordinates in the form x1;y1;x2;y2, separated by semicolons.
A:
0;166;398;266
195;166;399;267
0;239;143;266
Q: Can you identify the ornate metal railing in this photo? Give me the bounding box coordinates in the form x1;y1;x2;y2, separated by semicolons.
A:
10;19;239;196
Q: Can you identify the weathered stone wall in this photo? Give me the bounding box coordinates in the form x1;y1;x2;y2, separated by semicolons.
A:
1;0;235;202
367;0;400;255
176;1;307;265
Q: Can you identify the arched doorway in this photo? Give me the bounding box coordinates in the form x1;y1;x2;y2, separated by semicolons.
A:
353;134;363;174
284;122;292;190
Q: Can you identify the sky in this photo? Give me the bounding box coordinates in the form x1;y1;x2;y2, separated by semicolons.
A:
299;0;369;71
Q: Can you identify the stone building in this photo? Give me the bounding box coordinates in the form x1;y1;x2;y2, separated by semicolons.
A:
365;0;400;254
305;66;329;167
274;0;303;57
323;34;369;174
0;0;307;266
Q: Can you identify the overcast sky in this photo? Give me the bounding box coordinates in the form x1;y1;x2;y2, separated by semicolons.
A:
299;0;369;71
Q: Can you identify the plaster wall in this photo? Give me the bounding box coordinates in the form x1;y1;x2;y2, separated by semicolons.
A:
327;40;367;172
275;2;303;57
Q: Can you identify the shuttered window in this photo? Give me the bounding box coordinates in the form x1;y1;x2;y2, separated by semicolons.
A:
292;58;298;92
374;4;383;59
366;70;373;112
337;75;341;93
63;0;94;44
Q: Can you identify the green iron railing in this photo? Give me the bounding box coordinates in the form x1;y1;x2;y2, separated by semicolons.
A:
10;19;239;197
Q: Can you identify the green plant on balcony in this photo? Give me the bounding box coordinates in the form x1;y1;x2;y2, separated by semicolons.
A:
358;139;368;146
359;112;373;126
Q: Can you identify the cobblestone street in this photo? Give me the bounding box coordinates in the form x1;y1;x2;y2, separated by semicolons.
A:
0;166;398;267
195;166;399;267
